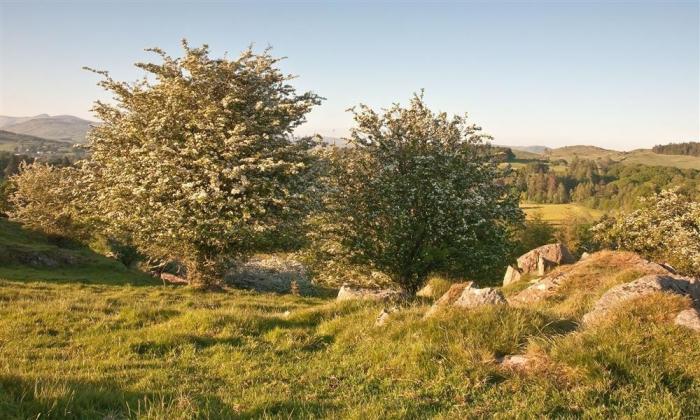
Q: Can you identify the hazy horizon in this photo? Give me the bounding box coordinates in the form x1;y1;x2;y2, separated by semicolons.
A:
1;1;698;149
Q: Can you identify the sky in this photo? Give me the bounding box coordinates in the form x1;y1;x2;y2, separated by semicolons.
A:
0;1;698;149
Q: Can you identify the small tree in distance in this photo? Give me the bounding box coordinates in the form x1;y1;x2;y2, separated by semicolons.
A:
315;94;523;294
83;41;323;286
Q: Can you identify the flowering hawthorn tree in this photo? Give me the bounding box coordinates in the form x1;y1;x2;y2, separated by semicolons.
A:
316;94;522;293
593;188;700;277
84;41;322;285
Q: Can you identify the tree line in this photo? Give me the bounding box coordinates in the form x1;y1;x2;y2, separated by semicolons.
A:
516;156;700;210
652;141;700;157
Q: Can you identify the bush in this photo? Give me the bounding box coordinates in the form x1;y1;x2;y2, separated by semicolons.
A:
7;163;92;241
554;213;599;257
310;94;523;293
593;189;700;277
513;212;556;257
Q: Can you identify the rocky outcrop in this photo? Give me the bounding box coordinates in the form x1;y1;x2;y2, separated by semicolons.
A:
516;243;575;274
336;284;406;302
510;251;671;306
675;309;700;332
582;274;700;325
426;282;506;317
502;265;522;286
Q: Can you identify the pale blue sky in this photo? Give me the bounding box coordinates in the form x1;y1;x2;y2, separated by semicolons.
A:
1;1;698;149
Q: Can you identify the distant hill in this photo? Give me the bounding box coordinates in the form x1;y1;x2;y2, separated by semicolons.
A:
544;145;700;170
0;114;95;143
0;130;79;156
508;145;549;154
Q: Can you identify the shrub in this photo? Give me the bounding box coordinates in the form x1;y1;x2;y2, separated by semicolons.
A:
310;94;522;293
7;163;92;240
593;189;700;277
513;212;556;257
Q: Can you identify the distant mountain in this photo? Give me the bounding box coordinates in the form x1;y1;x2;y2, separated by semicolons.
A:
0;114;95;143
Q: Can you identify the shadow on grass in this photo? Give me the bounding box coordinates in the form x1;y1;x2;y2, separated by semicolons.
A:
0;374;240;418
130;335;246;357
0;265;159;287
238;400;336;419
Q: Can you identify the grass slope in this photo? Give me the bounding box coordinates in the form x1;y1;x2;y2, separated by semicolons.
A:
0;222;698;418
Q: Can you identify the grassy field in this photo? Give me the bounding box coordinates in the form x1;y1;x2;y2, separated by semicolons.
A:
1;220;699;418
521;203;605;225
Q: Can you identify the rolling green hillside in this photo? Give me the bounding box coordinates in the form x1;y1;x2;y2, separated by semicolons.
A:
543;145;700;170
1;219;698;417
0;130;81;157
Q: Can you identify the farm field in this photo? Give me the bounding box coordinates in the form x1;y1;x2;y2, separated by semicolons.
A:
521;203;605;225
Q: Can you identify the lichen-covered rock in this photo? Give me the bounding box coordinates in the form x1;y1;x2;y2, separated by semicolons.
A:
426;282;506;317
336;284;406;302
675;309;700;332
503;265;522;286
582;274;700;325
454;286;507;308
516;243;575;274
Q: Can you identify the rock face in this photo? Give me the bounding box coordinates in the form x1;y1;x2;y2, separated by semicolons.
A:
336;284;405;302
675;309;700;332
582;274;700;325
510;251;671;306
516;243;575;274
502;265;522;286
426;282;506;317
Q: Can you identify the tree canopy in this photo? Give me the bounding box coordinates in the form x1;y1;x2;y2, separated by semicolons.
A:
82;41;323;285
312;95;522;293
